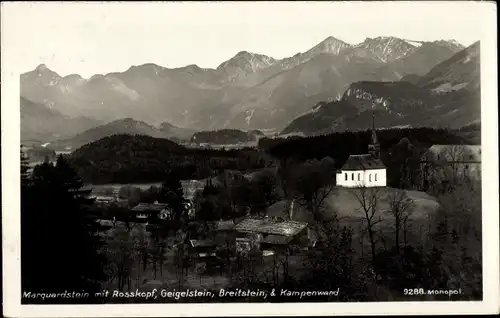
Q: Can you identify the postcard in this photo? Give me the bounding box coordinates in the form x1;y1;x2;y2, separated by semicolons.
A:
2;1;498;316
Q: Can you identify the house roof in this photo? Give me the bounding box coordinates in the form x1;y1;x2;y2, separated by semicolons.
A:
340;154;386;171
189;239;217;248
260;235;294;245
234;217;308;237
131;202;169;212
424;145;481;162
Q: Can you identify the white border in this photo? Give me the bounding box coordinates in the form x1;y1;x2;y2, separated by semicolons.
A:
2;2;498;316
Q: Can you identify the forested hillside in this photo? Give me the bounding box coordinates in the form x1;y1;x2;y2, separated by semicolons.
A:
68;134;273;184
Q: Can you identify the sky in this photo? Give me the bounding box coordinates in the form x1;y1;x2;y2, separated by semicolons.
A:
1;1;491;78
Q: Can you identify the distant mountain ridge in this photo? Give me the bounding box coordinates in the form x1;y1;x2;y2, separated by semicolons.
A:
21;97;102;142
21;36;466;133
282;41;480;135
45;117;195;151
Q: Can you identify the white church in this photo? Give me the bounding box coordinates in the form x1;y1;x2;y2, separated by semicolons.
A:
336;115;387;188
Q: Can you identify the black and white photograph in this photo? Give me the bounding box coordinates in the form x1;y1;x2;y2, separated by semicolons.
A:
2;1;498;316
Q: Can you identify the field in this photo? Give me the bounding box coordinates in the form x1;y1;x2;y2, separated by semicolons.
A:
327;186;440;220
325;186;440;250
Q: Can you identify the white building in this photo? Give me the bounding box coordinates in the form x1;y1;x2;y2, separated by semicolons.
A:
336;154;387;188
336;113;387;188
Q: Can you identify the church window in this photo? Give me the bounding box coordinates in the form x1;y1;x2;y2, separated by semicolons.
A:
345;173;348;181
358;173;360;181
375;174;377;181
369;174;372;182
352;173;354;181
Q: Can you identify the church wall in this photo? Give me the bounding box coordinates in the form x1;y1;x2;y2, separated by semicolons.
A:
336;168;386;188
336;170;365;187
363;168;386;187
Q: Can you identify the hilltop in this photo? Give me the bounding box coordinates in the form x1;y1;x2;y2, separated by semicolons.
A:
67;134;272;184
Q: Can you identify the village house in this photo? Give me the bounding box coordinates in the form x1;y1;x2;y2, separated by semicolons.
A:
336;114;387;188
420;144;481;188
130;202;172;222
207;219;238;246
233;216;309;256
188;239;218;260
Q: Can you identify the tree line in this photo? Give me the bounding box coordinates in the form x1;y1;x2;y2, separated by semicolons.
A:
66;134;274;184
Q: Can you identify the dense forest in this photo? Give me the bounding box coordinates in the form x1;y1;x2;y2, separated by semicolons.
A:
260;127;474;164
67;134;275;184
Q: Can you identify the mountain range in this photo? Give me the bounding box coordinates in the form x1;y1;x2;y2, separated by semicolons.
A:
20;96;102;142
282;41;480;135
21;36;469;140
40;117;195;151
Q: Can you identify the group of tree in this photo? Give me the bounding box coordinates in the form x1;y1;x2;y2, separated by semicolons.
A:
21;151;107;304
66;134;273;184
193;168;283;224
259;127;472;157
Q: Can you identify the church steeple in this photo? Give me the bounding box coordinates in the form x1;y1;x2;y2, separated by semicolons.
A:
368;111;380;159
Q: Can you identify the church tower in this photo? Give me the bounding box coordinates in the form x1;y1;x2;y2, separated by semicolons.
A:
368;112;380;159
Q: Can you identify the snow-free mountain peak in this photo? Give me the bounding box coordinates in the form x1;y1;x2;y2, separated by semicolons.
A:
29;63;60;77
218;51;276;68
36;64;49;71
431;39;464;51
216;50;277;82
354;36;416;62
306;36;352;55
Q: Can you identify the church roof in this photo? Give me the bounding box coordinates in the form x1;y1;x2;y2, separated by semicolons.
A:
340;154;386;171
371;129;379;145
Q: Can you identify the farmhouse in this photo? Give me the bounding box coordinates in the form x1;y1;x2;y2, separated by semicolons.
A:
188;239;218;260
336;114;387;188
207;219;239;246
131;202;171;222
233;216;309;255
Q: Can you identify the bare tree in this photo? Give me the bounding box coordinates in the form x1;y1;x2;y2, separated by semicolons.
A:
386;189;414;249
172;229;188;290
424;145;473;194
106;223;136;291
429;180;483;298
304;213;356;298
131;223;149;287
350;186;382;267
291;159;335;221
